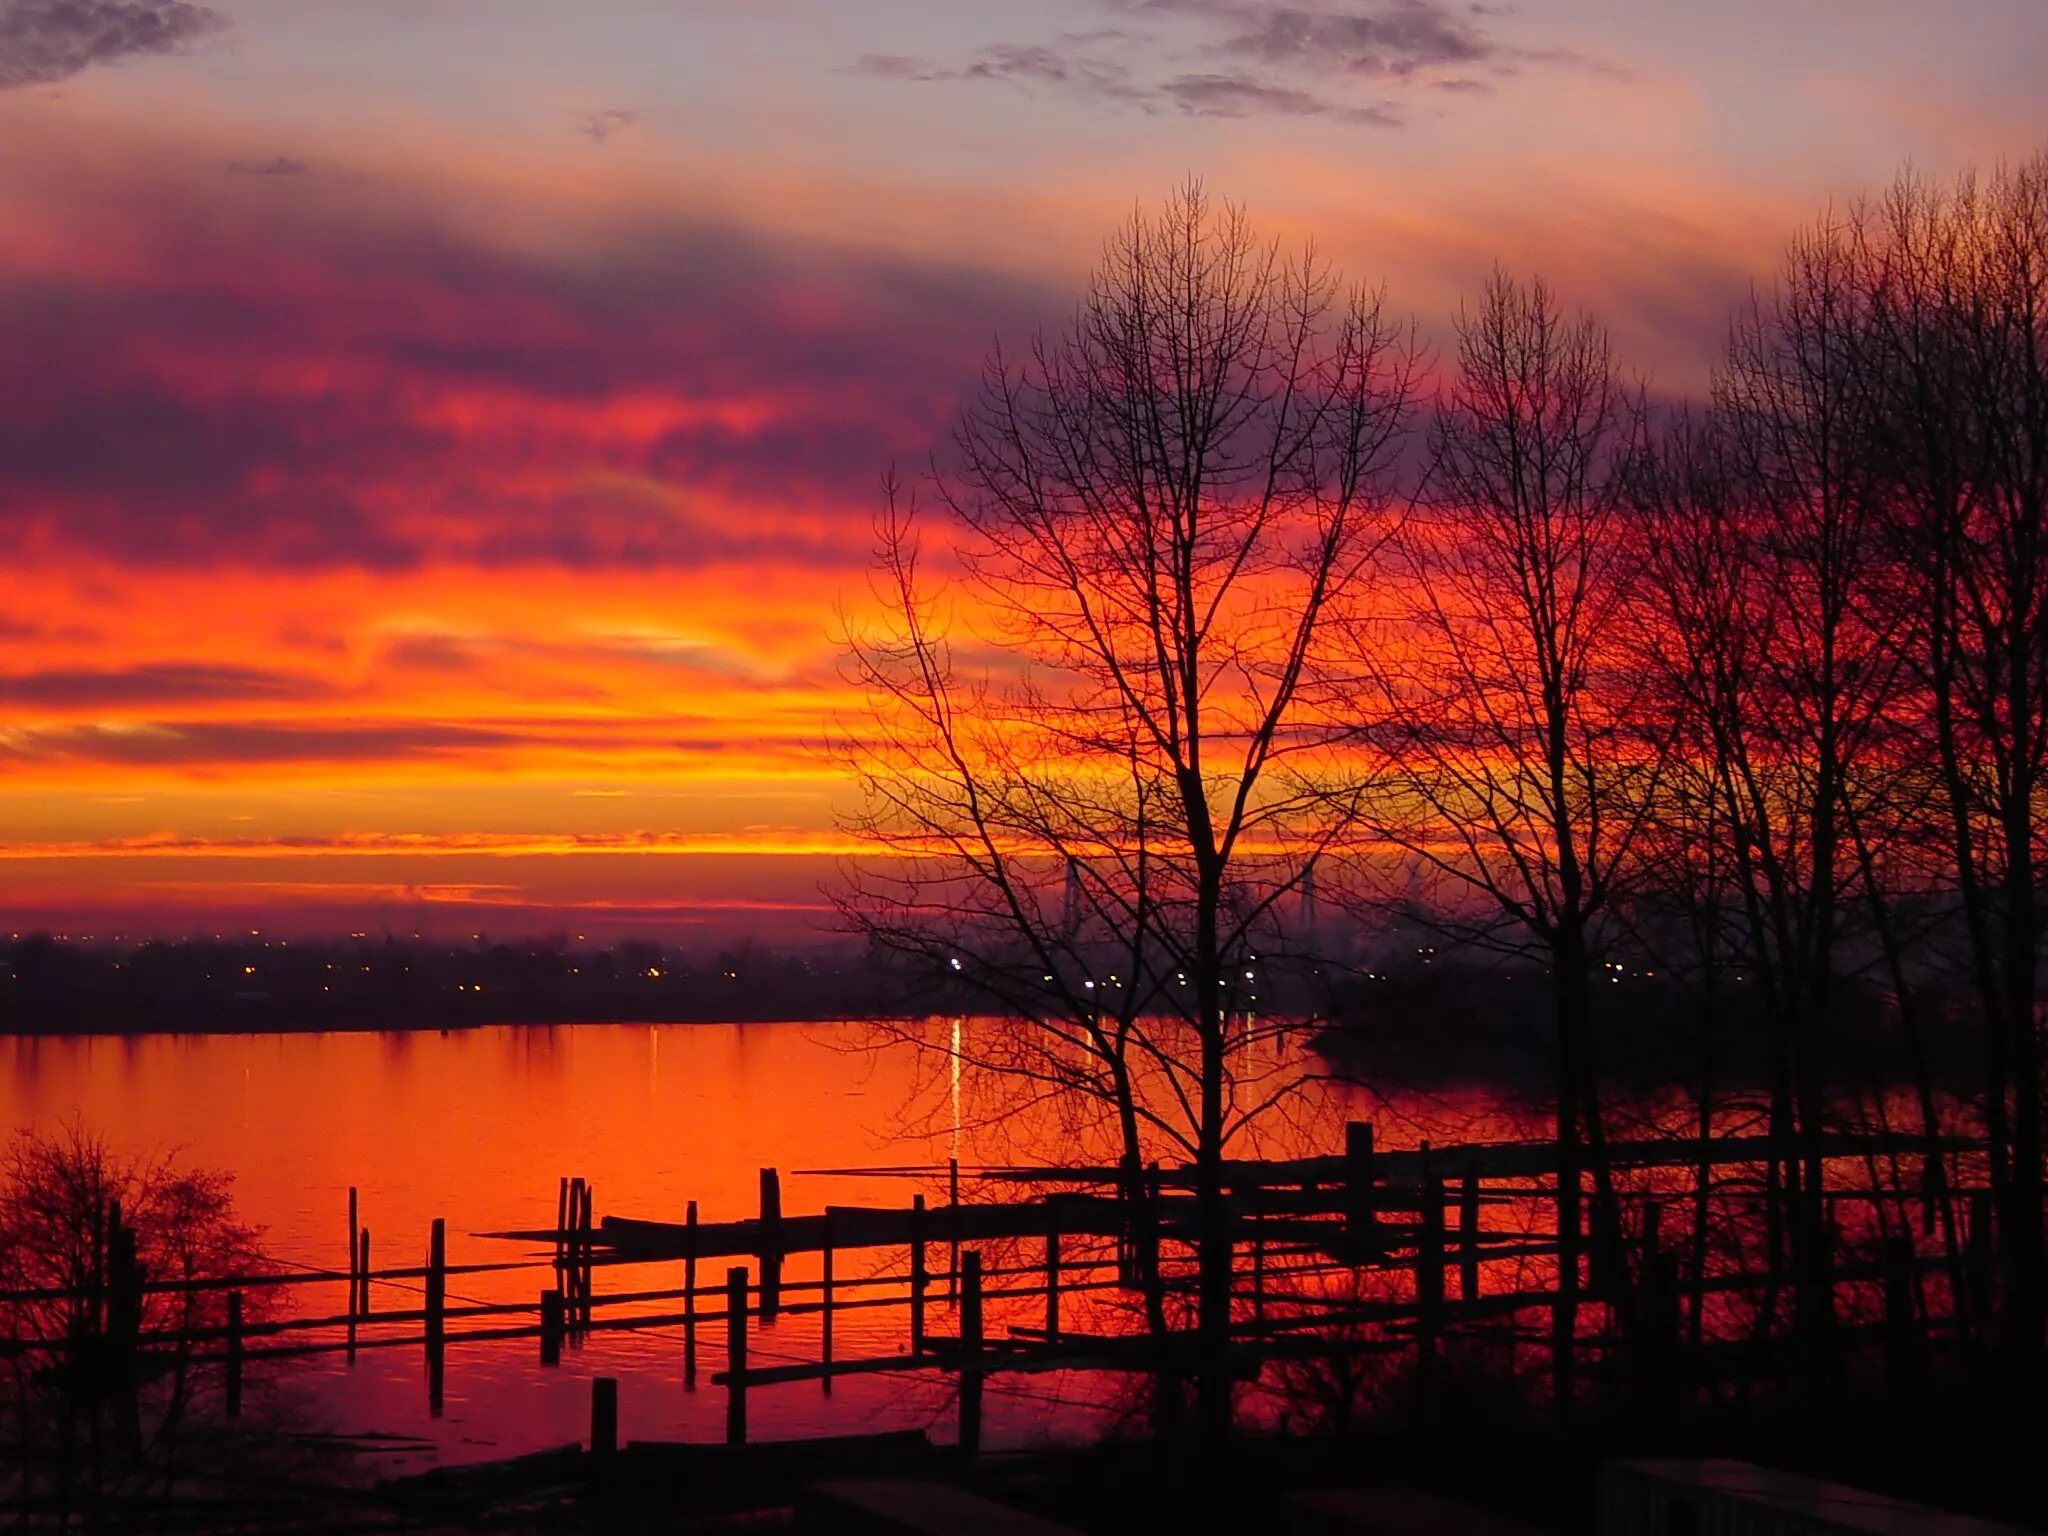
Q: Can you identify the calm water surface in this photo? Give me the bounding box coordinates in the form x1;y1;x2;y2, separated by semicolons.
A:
2;1020;1510;1467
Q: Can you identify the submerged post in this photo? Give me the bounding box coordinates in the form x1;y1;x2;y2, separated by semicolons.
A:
225;1290;244;1419
725;1267;749;1446
758;1168;782;1319
910;1194;927;1351
959;1250;983;1456
540;1289;565;1364
684;1199;699;1388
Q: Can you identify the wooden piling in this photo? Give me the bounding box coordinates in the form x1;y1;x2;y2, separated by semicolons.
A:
1459;1166;1481;1301
1345;1122;1377;1250
556;1175;570;1271
540;1289;565;1365
725;1267;749;1446
577;1180;595;1326
948;1158;961;1303
759;1168;783;1319
683;1200;699;1388
1044;1222;1060;1345
910;1194;927;1352
589;1375;618;1465
225;1290;243;1418
958;1250;983;1456
346;1187;359;1361
356;1228;370;1322
821;1206;837;1387
426;1218;447;1416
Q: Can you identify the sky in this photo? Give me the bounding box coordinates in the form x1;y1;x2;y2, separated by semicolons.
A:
0;0;2043;941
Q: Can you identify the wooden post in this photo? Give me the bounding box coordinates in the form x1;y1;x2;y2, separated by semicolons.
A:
356;1228;370;1322
948;1158;961;1304
578;1180;595;1326
821;1206;837;1389
225;1290;243;1418
758;1168;782;1319
683;1200;699;1388
589;1376;618;1465
427;1217;447;1417
1459;1166;1481;1300
958;1250;983;1456
1251;1181;1266;1332
1044;1219;1061;1345
910;1194;927;1352
1345;1122;1377;1251
1881;1234;1925;1403
725;1267;749;1446
1419;1173;1446;1321
346;1186;360;1361
556;1175;570;1271
540;1289;565;1364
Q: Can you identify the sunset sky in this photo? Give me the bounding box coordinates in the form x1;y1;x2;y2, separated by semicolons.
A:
1;0;2042;939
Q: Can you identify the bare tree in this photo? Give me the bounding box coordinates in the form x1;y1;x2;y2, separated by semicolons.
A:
1857;156;2048;1474
834;182;1419;1439
1351;271;1656;1416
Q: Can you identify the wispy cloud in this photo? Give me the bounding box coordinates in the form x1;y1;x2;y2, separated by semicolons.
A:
578;108;638;143
0;0;226;89
844;0;1621;125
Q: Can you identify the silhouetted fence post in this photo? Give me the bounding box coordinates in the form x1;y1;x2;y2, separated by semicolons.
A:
1920;1152;1945;1239
1346;1122;1377;1252
821;1206;837;1388
1459;1166;1481;1300
758;1168;782;1319
577;1180;595;1326
346;1186;359;1357
910;1194;927;1351
959;1250;983;1456
683;1200;699;1388
1044;1217;1060;1345
357;1228;370;1326
725;1267;748;1446
540;1289;565;1365
225;1291;243;1419
427;1217;447;1416
948;1159;961;1303
1251;1181;1266;1331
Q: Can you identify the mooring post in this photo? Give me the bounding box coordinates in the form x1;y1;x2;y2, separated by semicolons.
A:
590;1375;618;1466
821;1206;837;1388
1345;1122;1377;1251
948;1158;961;1304
959;1250;983;1456
540;1289;565;1364
578;1181;595;1326
225;1290;244;1418
758;1168;783;1319
427;1217;447;1416
356;1228;370;1323
1459;1165;1482;1300
910;1194;928;1352
725;1267;749;1446
346;1186;360;1360
683;1199;699;1388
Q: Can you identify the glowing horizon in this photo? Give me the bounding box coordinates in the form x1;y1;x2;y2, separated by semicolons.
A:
1;0;2042;938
